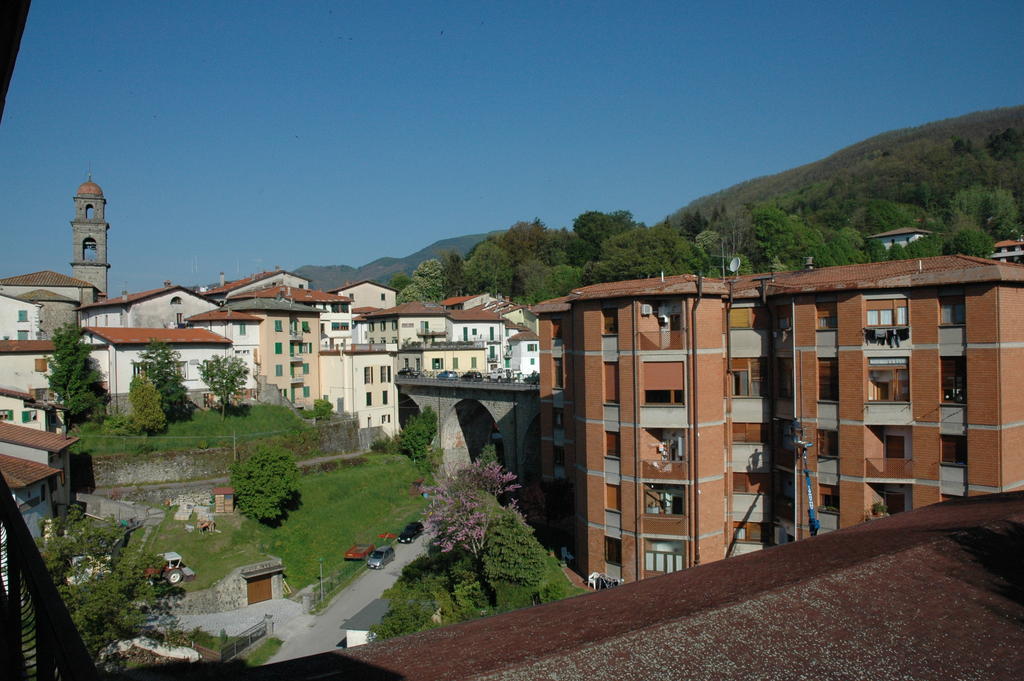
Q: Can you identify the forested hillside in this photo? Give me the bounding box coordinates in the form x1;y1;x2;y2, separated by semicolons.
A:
333;106;1024;305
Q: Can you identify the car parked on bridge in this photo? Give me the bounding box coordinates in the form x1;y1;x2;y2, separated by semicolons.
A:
437;370;460;380
461;371;483;381
397;367;422;378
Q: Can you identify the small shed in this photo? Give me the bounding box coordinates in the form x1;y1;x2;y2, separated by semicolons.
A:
240;560;285;605
343;599;390;647
213;486;235;513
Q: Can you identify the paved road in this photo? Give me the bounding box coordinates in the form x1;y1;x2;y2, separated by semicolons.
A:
268;532;430;663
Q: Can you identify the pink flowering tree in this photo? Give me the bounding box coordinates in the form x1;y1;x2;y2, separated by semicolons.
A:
424;460;521;559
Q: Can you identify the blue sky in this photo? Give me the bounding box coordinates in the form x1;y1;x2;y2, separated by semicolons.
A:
1;1;1021;292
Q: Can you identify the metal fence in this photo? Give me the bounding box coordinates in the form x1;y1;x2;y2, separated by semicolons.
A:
194;615;273;663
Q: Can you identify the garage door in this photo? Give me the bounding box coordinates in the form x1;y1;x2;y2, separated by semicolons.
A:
246;576;272;604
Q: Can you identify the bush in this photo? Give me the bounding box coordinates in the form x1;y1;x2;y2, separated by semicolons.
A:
491;580;537;610
230;444;300;524
102;413;138;436
312;399;333;420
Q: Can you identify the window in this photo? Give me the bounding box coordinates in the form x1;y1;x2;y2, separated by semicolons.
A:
302;386;310;398
302;363;309;375
380;366;388;382
274;320;283;332
17;331;28;340
605;431;620;457
35;358;47;372
644;484;685;515
382;391;388;405
551;319;562;339
817;429;838;458
732;422;767;443
463;327;469;341
602;309;618;334
866;299;908;326
530;358;536;365
0;410;11;420
604;537;622;566
365;392;372;406
604;362;619;403
471;356;478;369
302;321;310;333
731;358;765;396
776;358;793;398
728;307;769;329
274;342;282;355
22;410;35;423
391;320;398;330
528;343;537;352
941;435;967;465
489;327;495;341
940;296;965;325
453;357;460;369
432;358;443;370
818;358;838;401
941;357;966;403
364;367;373;384
816;302;837;329
381;292;386;301
605;484;621;511
275;364;283;377
733;521;768;543
868;357;910;401
553;357;563;389
776;305;791;330
645;539;684;574
644;361;684;404
17;310;27;322
819;485;840;510
237;323;246;336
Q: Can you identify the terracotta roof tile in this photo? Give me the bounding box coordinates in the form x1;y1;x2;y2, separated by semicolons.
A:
84;327;232;345
868;226;933;238
994;239;1024;248
0;422;77;452
231;285;351;304
0;340;54;354
358;302;448;318
447;309;503;322
442;295;476;305
508;330;539;342
203;270;311;296
0;270;97;288
186;309;263;323
258;492;1024;681
77;285;201;310
0;386;33;401
13;289;79;303
0;453;62;488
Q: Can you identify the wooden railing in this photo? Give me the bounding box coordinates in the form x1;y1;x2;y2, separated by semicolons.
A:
0;474;98;680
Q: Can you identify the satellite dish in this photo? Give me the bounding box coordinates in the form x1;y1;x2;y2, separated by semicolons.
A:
727;257;741;274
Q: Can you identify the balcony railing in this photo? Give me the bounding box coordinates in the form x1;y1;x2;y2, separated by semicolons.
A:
416;329;446;337
865;457;914;479
640;459;687;481
863;326;910;347
637;331;684;351
0;474;98;680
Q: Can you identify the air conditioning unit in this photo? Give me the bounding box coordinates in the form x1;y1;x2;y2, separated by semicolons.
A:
658;315;670;325
640;304;653;316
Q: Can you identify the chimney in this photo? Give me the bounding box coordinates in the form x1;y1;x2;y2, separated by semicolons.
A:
163;280;172;287
275;265;281;271
219;272;225;287
804;257;815;271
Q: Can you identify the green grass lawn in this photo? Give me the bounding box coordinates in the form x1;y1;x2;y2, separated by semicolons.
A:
146;455;427;592
75;404;309;455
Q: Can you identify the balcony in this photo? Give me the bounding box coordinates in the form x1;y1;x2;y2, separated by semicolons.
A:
637;331;684;351
641;513;687;535
289;330;303;340
940;463;968;496
640;459;687;481
416;329;446;338
863;326;910;347
818;509;839;532
865;457;914;479
289;354;303;363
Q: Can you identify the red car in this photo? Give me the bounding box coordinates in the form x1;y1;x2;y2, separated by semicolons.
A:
344;543;376;561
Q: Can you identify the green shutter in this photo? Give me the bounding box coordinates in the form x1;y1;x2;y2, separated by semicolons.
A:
275;365;283;377
302;321;310;332
303;386;310;398
275;320;283;332
22;410;32;423
303;363;309;375
275;342;282;354
238;323;246;336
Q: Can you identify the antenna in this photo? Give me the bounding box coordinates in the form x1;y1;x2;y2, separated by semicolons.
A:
728;257;741;274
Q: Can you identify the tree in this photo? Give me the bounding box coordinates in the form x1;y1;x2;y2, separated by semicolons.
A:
589;225;706;283
197;354;249;420
482;507;545;587
312;398;333;420
439;249;466;298
39;507;164;657
47;323;103;423
128;375;165;433
423;460;520;558
949;186;1020;241
138;341;187;419
751;205;823;270
399;407;437;466
568;210;640;266
944;228;995;258
397;259;445;303
388;272;412;293
463;240;514;296
230;444;300;524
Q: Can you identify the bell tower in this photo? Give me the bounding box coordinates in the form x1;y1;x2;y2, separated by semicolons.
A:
69;176;110;296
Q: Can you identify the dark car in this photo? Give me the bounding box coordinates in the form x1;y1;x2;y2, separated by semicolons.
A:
437;370;460;380
398;521;424;544
462;371;483;381
397;367;422;378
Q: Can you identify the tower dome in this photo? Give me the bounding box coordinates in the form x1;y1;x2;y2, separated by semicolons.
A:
76;180;103;196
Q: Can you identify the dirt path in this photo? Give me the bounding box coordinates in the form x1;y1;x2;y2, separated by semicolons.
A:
91;449;370;495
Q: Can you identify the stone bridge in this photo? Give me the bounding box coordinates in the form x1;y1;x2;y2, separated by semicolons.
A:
397;377;541;481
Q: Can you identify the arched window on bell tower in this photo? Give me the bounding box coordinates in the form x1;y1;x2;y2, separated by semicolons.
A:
85;204;94;219
82;237;98;261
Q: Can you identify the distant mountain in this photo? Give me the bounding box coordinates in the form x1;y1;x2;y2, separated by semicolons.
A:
674;105;1024;220
296;232;500;291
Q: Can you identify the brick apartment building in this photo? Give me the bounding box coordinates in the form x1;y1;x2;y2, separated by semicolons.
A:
535;255;1024;582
